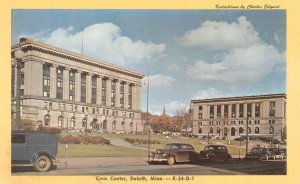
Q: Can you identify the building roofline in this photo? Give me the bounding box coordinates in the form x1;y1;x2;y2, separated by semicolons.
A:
11;38;145;79
191;93;286;104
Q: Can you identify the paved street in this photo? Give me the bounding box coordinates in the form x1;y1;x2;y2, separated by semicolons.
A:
12;157;286;175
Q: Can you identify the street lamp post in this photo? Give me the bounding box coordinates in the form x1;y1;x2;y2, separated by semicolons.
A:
14;48;25;130
246;112;250;155
84;113;88;136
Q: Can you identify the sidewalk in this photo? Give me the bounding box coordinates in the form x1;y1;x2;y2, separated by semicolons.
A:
56;157;149;169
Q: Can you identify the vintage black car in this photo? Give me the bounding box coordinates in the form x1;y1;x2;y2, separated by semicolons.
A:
149;143;198;165
199;145;231;162
245;147;273;160
12;131;58;172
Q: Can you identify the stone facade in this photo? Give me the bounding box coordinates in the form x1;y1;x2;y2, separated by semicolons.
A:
11;38;144;133
191;94;286;140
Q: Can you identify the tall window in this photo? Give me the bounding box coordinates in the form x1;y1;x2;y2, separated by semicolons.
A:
217;105;221;117
128;85;133;109
81;73;86;103
56;67;63;99
231;104;236;118
44;115;51;126
255;103;260;117
69;70;75;101
224;127;228;136
70;116;76;128
102;79;107;106
120;82;125;108
11;66;15;97
111;80;116;107
217;127;221;135
209;106;214;118
247;103;252;117
43;64;50;97
239;104;244;118
198;127;202;134
92;76;97;104
209;127;213;133
255;127;259;134
269;101;275;117
58;116;63;127
224;104;228;118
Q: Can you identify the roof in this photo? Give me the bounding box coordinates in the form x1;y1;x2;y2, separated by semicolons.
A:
12;38;145;79
191;93;286;104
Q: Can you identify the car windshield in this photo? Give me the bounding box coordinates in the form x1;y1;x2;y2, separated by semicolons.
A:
204;146;215;150
164;144;179;150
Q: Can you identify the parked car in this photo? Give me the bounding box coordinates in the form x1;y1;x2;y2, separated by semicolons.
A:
199;145;231;162
12;131;58;172
148;143;198;165
268;148;285;159
245;147;273;160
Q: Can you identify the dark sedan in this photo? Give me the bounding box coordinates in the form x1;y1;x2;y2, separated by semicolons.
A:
149;143;198;165
199;145;232;162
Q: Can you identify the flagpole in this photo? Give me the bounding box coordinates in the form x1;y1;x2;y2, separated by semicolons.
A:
147;71;150;162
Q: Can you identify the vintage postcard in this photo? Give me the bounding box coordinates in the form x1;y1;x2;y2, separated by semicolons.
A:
0;0;299;184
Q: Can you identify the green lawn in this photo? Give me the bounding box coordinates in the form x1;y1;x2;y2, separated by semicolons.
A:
57;143;147;157
58;133;263;157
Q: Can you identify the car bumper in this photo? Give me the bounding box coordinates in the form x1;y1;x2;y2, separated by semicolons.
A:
149;155;168;162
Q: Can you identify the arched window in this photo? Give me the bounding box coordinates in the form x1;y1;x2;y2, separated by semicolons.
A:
82;117;87;128
224;127;228;136
44;115;51;126
217;127;221;135
121;121;125;130
198;127;202;134
129;122;133;133
70;116;76;128
103;120;107;130
112;120;116;130
269;127;274;134
239;127;244;134
255;127;259;134
209;127;213;134
58;116;63;127
231;127;236;136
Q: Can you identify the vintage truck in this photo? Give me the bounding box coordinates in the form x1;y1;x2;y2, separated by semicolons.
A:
12;131;58;172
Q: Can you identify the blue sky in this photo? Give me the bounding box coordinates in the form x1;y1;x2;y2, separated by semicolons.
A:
12;10;286;115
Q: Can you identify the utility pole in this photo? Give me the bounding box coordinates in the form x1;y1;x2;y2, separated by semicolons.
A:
246;112;250;155
146;71;150;162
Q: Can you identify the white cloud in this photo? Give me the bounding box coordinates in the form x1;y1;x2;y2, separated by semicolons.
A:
142;74;175;89
186;43;284;85
20;23;165;66
147;101;189;117
177;16;261;50
167;64;181;72
193;88;230;100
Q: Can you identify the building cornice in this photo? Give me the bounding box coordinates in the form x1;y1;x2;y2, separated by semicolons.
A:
11;38;145;79
191;93;287;104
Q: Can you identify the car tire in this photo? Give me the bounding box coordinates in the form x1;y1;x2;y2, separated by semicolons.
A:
167;156;175;165
34;155;52;172
224;155;230;162
209;155;216;163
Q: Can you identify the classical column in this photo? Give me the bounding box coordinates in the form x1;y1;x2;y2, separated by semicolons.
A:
213;105;217;119
75;70;81;102
50;64;57;99
228;104;232;118
86;73;92;104
135;84;141;110
115;80;120;108
221;104;224;118
24;60;43;96
124;82;128;109
236;104;240;118
252;103;256;118
96;76;102;105
243;103;247;119
106;78;112;107
63;67;70;101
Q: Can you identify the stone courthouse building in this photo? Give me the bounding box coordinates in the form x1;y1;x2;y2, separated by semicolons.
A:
11;38;144;133
191;94;286;141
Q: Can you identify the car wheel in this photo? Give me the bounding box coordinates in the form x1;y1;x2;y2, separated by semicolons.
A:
167;156;175;165
34;155;52;172
209;155;216;163
224;155;230;162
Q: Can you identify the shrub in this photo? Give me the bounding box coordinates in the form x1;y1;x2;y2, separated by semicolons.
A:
58;135;110;145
